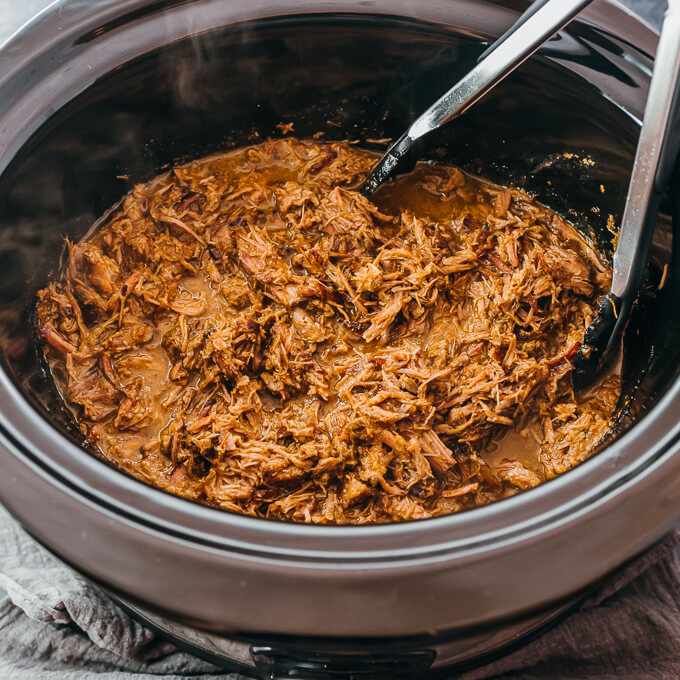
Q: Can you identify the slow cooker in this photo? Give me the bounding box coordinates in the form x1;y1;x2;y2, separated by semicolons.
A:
0;0;678;676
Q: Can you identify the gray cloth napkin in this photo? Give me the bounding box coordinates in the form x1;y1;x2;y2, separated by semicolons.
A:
1;502;679;680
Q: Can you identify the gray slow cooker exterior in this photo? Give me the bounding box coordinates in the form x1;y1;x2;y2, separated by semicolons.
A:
1;0;679;639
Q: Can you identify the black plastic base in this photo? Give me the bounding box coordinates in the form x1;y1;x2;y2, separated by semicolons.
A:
113;593;582;679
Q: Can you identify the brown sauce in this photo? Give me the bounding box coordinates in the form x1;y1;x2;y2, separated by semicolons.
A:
36;138;620;523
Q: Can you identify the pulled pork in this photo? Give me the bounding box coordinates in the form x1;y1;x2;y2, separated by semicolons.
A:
36;138;619;523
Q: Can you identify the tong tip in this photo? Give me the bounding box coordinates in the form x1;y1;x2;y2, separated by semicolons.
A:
572;292;625;391
360;133;418;198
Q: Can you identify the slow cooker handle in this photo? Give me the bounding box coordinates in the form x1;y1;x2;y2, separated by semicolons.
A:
250;645;435;679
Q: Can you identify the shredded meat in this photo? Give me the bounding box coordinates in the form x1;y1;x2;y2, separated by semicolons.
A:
36;138;620;524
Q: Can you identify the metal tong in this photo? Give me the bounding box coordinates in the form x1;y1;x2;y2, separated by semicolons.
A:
572;0;680;388
360;0;595;196
360;0;680;389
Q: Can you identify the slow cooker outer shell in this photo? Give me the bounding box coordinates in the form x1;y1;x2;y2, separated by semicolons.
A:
1;0;679;637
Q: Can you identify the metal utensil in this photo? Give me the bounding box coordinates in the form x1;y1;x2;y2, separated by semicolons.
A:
360;0;595;196
572;0;680;389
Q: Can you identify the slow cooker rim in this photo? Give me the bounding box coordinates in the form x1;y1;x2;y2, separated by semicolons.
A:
0;0;670;563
